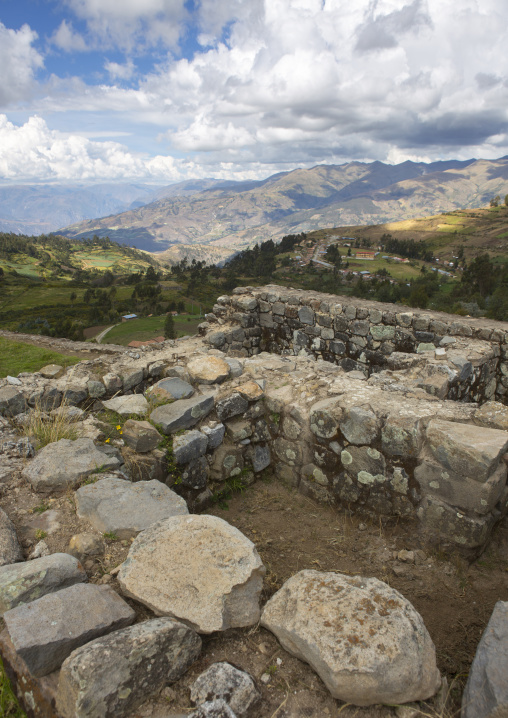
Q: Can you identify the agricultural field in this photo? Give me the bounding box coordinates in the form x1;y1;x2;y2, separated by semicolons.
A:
103;314;203;345
0;337;80;378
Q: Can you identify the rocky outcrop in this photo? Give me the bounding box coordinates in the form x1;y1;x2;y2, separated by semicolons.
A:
261;570;441;706
118;515;266;633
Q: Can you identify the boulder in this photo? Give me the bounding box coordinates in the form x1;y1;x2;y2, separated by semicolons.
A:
150;394;214;434
180;456;209;490
0;553;86;616
261;570;440;706
57;618;202;718
191;662;260;717
461;600;508;718
75;478;188;539
0;508;23;567
22;438;121;494
118;515;265;634
173;430;208;464
121;419;162;452
149;377;194;401
3;583;135;676
310;398;343;439
122;368;144;392
426;419;508;482
188;356;230;384
102;395;149;416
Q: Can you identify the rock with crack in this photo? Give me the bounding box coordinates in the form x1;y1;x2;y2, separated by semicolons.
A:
118;515;265;633
22;438;122;494
57;617;202;718
190;662;261;717
0;553;87;616
261;569;440;706
75;477;188;539
121;419;162;453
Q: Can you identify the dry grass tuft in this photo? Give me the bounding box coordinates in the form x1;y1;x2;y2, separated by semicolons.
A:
22;400;79;448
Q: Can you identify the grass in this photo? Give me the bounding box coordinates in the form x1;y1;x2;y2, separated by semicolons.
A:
21;401;80;447
0;337;80;378
0;659;26;718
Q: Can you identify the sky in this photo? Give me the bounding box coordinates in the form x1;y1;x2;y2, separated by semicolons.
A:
0;0;507;185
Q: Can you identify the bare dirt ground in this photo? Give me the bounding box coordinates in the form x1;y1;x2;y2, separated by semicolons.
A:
2;467;508;718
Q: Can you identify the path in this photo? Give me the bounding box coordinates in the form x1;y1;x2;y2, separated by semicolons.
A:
95;324;118;344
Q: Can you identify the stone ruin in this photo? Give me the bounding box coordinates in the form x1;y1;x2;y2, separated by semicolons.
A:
0;286;507;717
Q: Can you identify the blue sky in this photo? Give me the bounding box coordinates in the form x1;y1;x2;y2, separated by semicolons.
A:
0;0;507;184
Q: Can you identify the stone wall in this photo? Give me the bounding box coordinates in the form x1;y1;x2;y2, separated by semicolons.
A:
3;299;508;554
203;285;508;404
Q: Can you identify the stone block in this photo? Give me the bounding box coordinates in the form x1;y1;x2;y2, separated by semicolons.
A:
122;419;162;452
340;406;380;445
309;397;342;439
39;364;64;379
0;386;26;416
75;477;188;538
202;423;226;449
122;368;144;392
381;415;422;457
121;447;167;483
150;394;214;434
273;438;302;466
102;373;122;393
0;553;86;616
247;444;271;473
149;377;194;401
417;496;496;549
225;420;252;442
298;306;314;325
3;583;135;676
57;618;202;718
210;445;244;480
426;419;508;483
181;456;209;489
414;461;507;515
87;380;106;399
341;446;386;479
369;325;395;341
215;393;249;422
173;430;208;464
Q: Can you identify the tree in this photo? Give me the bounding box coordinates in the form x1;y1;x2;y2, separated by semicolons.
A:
490;195;501;207
164;313;176;339
505;194;508;207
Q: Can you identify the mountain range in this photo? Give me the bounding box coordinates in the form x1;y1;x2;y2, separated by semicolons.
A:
4;158;508;264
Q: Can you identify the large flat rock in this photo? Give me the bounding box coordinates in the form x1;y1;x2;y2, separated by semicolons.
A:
148;377;195;401
118;515;265;634
57;618;202;718
426;419;508;482
187;356;230;384
22;438;121;494
3;583;135;676
0;552;86;616
462;600;508;718
75;477;188;539
261;570;440;706
150;394;214;434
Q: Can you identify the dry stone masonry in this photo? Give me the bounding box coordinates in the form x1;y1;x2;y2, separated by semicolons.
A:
0;287;508;716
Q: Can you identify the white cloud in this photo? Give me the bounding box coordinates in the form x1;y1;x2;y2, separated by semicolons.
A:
51;20;88;52
0;23;44;107
105;60;136;81
63;0;188;50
